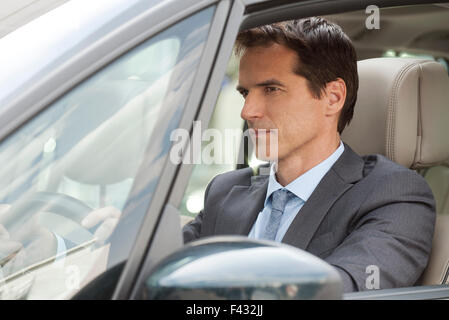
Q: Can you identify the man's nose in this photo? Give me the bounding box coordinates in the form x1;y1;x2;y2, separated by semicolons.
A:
240;92;264;121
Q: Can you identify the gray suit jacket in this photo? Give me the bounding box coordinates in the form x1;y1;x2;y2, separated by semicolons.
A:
183;143;436;292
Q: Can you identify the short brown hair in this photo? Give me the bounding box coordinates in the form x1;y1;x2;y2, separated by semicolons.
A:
235;17;358;134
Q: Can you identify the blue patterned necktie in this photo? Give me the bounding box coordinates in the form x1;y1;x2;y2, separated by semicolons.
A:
262;189;291;241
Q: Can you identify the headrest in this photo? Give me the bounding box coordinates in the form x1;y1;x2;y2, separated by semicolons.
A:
341;58;449;169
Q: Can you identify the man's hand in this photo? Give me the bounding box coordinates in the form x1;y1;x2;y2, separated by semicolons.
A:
0;204;57;276
81;206;122;246
0;205;22;267
0;223;22;266
0;203;121;278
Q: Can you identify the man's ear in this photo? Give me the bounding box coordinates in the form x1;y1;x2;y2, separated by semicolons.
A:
324;78;346;116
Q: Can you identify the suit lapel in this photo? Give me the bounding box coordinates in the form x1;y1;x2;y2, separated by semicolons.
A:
214;175;268;236
282;143;365;250
213;143;364;246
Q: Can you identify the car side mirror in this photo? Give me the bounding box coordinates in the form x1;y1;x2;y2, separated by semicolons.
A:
141;236;343;299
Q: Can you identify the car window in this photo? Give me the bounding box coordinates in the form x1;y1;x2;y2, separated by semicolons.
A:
0;6;215;300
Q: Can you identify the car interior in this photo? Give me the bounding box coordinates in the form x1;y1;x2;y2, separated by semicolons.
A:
181;2;449;290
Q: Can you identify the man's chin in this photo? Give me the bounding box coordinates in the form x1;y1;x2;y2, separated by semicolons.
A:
253;139;279;161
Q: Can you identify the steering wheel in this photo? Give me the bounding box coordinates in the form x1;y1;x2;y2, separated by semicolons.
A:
3;191;96;237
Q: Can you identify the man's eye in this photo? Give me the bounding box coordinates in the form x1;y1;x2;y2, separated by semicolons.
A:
239;90;248;98
265;87;280;94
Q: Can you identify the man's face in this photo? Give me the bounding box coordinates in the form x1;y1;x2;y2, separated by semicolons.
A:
238;43;329;162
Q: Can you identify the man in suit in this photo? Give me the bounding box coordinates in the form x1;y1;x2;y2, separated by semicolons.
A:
183;17;436;292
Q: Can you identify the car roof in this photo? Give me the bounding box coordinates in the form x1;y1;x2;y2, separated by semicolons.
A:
0;0;164;110
0;0;70;39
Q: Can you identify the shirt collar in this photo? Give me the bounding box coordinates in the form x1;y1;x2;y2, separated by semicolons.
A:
265;140;345;205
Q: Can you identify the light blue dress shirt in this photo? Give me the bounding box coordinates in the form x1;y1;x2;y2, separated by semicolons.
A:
248;141;345;242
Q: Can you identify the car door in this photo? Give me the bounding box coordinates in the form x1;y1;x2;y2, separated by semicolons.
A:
127;0;449;300
0;0;230;300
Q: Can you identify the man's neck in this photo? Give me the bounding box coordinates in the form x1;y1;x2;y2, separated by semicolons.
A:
275;135;341;186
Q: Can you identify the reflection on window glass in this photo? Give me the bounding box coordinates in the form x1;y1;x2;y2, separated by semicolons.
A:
0;7;215;300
